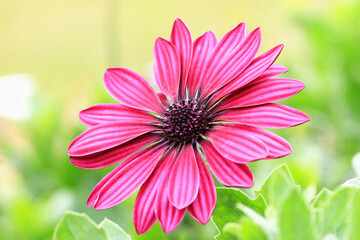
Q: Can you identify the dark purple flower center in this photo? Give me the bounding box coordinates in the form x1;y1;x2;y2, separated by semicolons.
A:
161;99;209;143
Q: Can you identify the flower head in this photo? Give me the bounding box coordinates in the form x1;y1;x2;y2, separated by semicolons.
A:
68;18;309;234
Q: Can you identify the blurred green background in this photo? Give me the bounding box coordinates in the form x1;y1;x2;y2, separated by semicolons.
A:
1;0;360;239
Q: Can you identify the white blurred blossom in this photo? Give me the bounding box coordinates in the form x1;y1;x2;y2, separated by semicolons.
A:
0;74;35;121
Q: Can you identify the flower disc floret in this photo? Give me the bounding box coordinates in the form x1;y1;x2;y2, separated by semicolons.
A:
162;99;208;143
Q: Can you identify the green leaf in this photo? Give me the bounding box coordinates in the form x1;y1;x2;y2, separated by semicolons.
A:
53;212;107;240
222;222;242;240
240;218;268;240
237;204;277;240
320;187;355;237
258;164;295;208
347;189;360;240
279;189;315;240
212;188;267;240
99;218;131;240
53;212;130;240
342;177;360;188
311;187;333;208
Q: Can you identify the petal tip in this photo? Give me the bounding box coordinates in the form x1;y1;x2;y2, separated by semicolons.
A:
297;81;306;91
174;17;186;25
93;203;109;211
294;110;310;126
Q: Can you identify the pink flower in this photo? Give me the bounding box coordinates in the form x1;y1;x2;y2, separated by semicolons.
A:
68;18;309;234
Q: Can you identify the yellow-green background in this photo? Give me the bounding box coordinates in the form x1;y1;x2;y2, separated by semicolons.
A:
1;0;359;239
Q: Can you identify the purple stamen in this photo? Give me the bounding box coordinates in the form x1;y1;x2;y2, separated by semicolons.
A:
161;99;209;143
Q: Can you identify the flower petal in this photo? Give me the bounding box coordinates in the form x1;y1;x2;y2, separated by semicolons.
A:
217;103;309;128
187;31;217;98
133;159;168;234
93;146;166;210
104;68;164;114
216;78;305;111
239;125;291;159
192;23;246;98
70;134;160;169
87;153;135;207
156;92;169;107
170;18;192;98
202;27;261;97
79;103;157;127
68;122;156;156
168;144;200;209
201;140;254;187
207;124;268;163
251;64;288;84
187;150;216;224
155;151;186;233
154;38;181;102
210;44;284;105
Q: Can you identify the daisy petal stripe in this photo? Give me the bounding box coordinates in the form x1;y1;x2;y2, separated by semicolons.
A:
216;103;309;128
133;158;169;234
70;134;160;169
187;150;216;224
104;68;164;114
154;38;181;102
68;18;309;234
170;18;192;98
202;27;261;97
79;103;156;127
201;140;254;187
239;125;292;159
94;145;166;210
207;124;268;163
168;144;200;209
155;151;186;233
252;64;289;83
210;44;284;104
216;78;305;110
68;122;157;156
187;31;217;98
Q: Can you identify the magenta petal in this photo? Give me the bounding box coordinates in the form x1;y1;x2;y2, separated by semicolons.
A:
70;134;160;169
214;22;247;56
93;146;166;210
217;103;309;128
187;31;217;98
87;151;139;207
154;38;181;102
251;64;289;84
210;44;284;105
188;150;216;224
202;27;261;97
201;140;254;187
155;151;186;233
193;23;246;98
156;92;169;107
216;78;305;110
104;68;163;114
133;159;168;234
68;122;156;156
79;103;157;127
239;125;291;159
170;18;192;98
168;144;200;209
207;124;268;163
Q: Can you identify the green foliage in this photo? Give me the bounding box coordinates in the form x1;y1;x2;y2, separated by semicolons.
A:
212;164;360;240
279;189;315;240
53;212;130;240
213;188;266;240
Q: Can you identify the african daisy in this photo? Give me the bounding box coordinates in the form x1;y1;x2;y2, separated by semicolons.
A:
68;18;309;234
